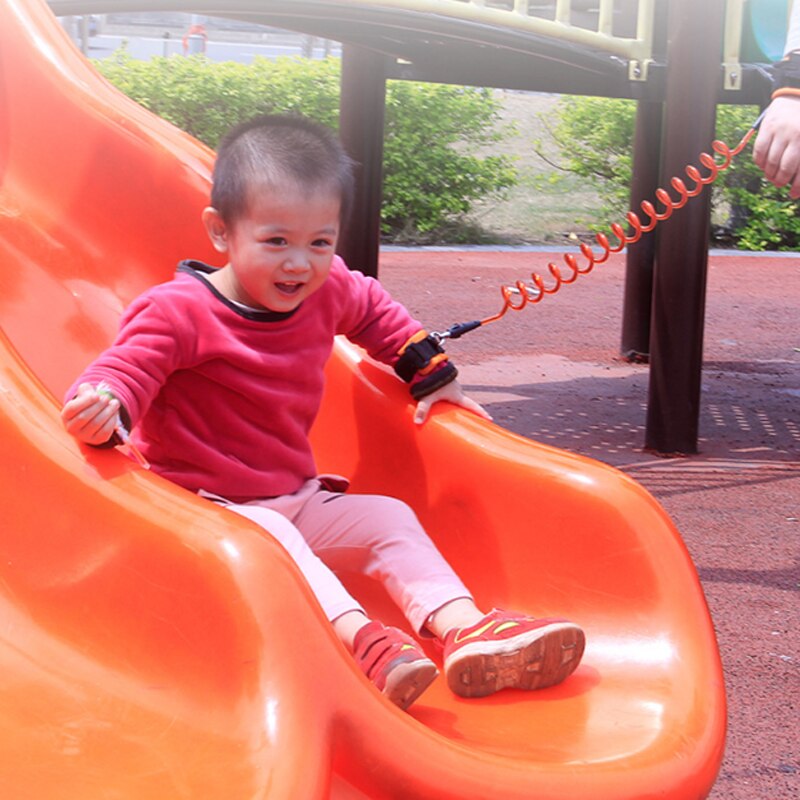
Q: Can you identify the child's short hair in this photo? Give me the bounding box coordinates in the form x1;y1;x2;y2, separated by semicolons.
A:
210;114;356;224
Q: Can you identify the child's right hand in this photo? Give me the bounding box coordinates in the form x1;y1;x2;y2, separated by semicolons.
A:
61;382;121;445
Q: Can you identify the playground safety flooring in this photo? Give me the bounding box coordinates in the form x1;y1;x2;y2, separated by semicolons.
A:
379;248;798;800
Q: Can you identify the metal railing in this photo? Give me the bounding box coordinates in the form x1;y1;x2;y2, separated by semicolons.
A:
49;0;655;64
350;0;656;70
49;0;759;87
723;0;747;90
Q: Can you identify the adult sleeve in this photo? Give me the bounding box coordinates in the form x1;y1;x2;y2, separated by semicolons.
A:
785;0;800;56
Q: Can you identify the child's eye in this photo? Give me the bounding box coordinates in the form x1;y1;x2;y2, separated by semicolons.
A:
263;237;287;246
312;238;334;249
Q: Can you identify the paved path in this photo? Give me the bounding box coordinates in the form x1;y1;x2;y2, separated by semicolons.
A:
380;249;799;800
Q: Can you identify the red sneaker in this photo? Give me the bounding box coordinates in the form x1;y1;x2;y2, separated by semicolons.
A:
353;621;438;710
442;609;585;698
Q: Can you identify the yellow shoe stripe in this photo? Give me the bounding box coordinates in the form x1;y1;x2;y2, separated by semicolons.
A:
453;619;519;644
493;621;521;635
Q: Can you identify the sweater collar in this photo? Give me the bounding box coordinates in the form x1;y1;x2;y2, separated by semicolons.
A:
177;260;300;322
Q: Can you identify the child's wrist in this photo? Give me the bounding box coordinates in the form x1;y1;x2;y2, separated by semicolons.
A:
394;330;458;399
394;330;449;381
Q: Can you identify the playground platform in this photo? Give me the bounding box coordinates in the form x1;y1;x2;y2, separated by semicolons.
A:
379;247;799;800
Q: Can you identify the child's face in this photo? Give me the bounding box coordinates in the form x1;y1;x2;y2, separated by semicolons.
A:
204;182;341;313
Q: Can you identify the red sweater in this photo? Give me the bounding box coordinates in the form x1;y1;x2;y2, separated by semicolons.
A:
68;258;422;499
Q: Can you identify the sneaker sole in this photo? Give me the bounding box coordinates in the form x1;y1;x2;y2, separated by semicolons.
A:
445;622;585;698
383;660;439;710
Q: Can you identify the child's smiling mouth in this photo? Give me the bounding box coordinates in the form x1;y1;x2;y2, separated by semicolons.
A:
275;282;304;295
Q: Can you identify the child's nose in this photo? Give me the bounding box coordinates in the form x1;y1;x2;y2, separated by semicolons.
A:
283;249;310;271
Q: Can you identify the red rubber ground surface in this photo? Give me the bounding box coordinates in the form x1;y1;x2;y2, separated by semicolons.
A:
380;249;798;800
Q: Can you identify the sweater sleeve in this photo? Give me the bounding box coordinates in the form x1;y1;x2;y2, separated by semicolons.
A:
64;291;185;428
332;258;424;366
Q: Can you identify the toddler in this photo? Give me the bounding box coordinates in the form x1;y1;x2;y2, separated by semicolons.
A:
62;114;585;710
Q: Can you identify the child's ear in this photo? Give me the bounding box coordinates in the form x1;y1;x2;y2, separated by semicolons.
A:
202;207;228;253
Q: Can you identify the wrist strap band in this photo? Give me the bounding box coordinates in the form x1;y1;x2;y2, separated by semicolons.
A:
394;330;458;399
771;86;800;100
394;330;450;383
410;362;458;400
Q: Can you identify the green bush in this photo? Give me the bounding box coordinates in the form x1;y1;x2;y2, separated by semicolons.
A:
383;81;517;238
543;96;800;250
95;51;516;242
543;95;636;219
713;105;800;250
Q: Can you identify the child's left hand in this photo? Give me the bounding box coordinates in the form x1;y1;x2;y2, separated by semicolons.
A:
414;379;493;425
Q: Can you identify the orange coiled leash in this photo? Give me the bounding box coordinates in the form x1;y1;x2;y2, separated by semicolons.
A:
432;112;765;344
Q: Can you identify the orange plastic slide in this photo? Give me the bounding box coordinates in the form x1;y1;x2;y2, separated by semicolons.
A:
0;2;725;797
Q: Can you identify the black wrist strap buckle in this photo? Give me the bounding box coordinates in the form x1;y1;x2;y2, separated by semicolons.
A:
394;331;447;383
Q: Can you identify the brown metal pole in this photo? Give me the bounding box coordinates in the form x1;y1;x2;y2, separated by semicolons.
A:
620;0;668;364
620;99;663;363
338;44;388;279
644;0;724;454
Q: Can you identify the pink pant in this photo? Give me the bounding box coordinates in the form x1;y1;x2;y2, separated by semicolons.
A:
205;477;471;635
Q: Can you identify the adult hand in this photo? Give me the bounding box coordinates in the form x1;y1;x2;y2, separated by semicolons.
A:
753;95;800;198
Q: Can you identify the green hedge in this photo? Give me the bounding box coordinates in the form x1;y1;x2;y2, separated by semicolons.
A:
545;96;799;251
95;52;516;242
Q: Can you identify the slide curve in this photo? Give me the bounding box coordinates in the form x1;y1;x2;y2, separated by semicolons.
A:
0;1;725;798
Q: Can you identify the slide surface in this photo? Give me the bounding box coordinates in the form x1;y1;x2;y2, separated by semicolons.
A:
0;2;725;798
